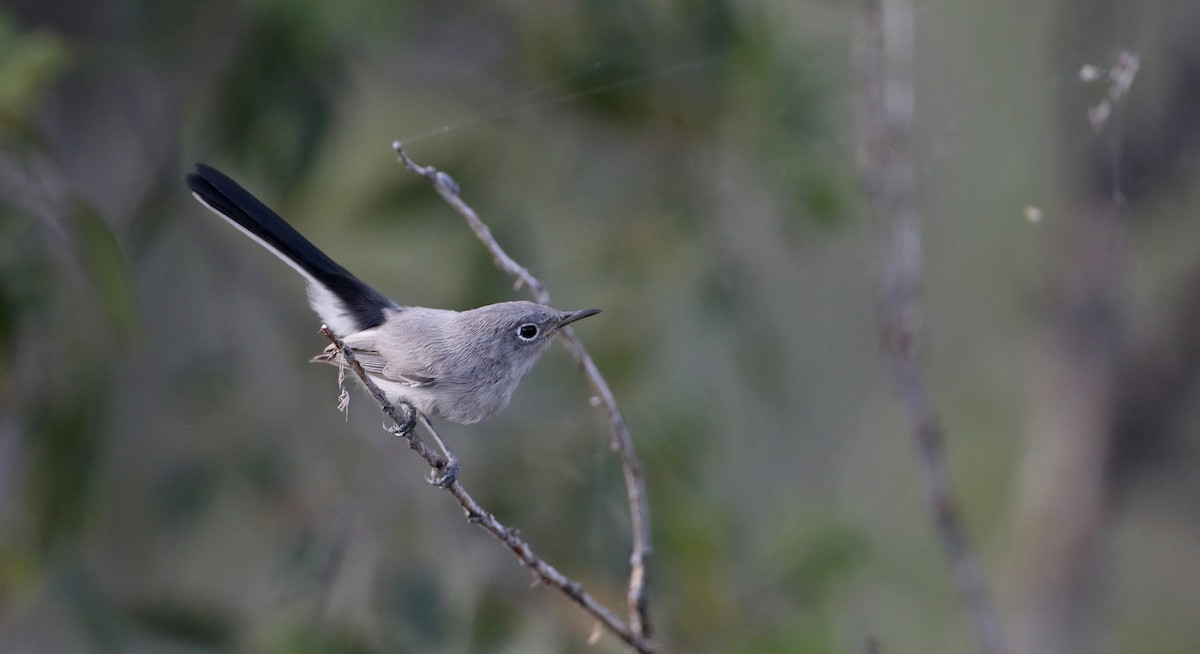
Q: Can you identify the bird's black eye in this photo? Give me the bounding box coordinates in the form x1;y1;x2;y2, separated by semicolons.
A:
517;324;539;341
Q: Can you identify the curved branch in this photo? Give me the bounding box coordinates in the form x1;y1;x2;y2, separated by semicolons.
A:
320;326;656;654
392;141;654;638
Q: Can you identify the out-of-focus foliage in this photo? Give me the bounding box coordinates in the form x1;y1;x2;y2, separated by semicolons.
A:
0;13;69;143
1;1;1199;653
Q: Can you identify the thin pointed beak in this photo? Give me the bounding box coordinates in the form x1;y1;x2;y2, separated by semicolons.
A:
557;308;601;329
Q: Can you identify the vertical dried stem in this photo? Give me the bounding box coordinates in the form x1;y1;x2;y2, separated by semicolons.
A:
855;2;1009;654
392;142;654;639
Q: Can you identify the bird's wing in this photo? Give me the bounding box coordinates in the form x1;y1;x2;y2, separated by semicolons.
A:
313;329;438;387
373;308;468;389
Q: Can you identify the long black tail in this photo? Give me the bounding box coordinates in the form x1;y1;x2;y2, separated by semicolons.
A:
185;164;397;332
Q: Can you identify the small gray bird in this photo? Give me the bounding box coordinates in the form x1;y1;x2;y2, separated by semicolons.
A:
185;164;599;428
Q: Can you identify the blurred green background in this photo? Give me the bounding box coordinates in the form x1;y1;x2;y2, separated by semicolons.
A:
2;0;1199;652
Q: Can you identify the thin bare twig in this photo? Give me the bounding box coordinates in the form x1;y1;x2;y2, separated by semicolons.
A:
319;326;656;654
392;141;654;639
855;2;1009;654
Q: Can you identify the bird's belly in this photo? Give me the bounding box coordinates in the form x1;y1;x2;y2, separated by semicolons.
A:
374;377;511;425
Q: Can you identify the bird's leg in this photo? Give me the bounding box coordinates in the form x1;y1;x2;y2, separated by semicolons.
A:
419;415;460;488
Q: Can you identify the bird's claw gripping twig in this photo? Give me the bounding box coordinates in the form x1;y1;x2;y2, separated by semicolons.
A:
418;414;459;488
428;455;460;488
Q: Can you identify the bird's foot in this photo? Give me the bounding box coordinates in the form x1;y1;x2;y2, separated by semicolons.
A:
428;455;460;488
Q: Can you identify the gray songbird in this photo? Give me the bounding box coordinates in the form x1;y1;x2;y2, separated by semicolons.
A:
185;164;599;428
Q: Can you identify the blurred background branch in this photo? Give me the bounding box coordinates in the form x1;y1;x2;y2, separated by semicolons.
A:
1011;3;1200;653
855;1;1008;653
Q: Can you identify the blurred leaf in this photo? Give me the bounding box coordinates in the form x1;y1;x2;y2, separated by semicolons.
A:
746;618;834;654
29;369;108;554
0;13;71;143
269;622;379;654
154;459;221;524
800;170;850;230
726;14;853;232
736;522;867;653
643;410;743;643
378;570;447;647
468;587;520;652
205;4;348;187
0;208;51;366
0;544;39;601
126;598;235;649
67;201;138;341
527;1;735;125
240;441;291;500
253;0;408;42
774;520;868;603
58;561;125;651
